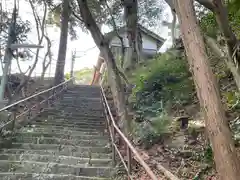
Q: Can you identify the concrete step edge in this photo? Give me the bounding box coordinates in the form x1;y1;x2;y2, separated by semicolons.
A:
18;128;106;134
21;125;107;132
0;172;109;180
0;159;112;168
16;131;107;138
0;153;112;162
12;137;109;147
1;148;112;158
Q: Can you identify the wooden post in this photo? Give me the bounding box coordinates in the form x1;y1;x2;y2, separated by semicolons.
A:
127;146;132;179
112;124;116;167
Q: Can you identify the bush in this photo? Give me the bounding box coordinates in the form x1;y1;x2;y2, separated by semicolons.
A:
65;73;71;80
130;51;194;119
133;112;171;149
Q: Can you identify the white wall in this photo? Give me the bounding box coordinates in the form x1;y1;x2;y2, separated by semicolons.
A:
142;34;157;50
109;32;158;51
110;32;129;47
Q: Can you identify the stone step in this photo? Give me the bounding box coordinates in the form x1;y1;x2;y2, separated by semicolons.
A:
65;89;100;92
69;84;100;88
62;96;101;100
7;143;111;154
0;160;112;177
42;111;105;117
59;98;102;102
39;113;105;119
55;105;104;110
57;102;103;106
0;173;110;180
28;122;105;129
12;136;108;147
23;123;106;131
66;88;100;91
0;154;112;167
48;108;104;113
38;116;105;123
21;124;107;132
18;127;107;137
59;99;102;103
14;133;107;142
34;118;106;126
38;114;105;120
1;149;111;159
53;107;105;112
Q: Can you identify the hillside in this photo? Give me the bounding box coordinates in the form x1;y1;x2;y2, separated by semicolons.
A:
108;47;240;179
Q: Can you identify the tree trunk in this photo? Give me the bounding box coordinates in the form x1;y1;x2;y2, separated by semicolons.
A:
212;0;237;55
54;0;70;85
166;0;240;90
41;33;52;80
174;0;240;180
122;0;140;71
205;35;240;89
77;0;130;134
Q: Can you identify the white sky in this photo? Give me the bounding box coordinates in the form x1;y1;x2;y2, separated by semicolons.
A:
1;0;173;77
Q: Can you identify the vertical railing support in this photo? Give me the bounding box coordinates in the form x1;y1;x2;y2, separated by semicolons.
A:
112;119;116;167
11;104;17;132
36;96;41;116
127;146;132;179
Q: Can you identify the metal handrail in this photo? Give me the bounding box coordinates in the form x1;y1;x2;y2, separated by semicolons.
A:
0;78;74;131
100;85;159;180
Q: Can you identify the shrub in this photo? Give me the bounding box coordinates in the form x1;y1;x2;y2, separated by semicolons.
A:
133;112;171;149
64;73;71;80
130;51;194;118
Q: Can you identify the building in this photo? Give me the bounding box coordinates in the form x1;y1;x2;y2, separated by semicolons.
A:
91;24;165;85
106;24;165;63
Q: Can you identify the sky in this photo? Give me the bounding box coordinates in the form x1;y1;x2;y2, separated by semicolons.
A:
1;0;173;77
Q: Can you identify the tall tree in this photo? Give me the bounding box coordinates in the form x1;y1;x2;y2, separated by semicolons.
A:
165;0;240;90
122;0;140;70
76;0;130;134
174;0;240;179
54;0;70;85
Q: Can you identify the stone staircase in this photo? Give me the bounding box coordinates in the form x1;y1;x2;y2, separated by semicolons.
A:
0;85;115;180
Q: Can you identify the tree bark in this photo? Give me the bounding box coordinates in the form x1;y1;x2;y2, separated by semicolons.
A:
122;0;141;70
171;9;177;46
41;32;52;80
54;0;70;85
174;0;240;179
77;0;130;134
166;0;240;90
211;0;239;60
104;0;126;69
205;35;240;88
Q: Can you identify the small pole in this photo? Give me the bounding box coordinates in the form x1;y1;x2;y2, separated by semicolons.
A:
70;50;76;78
112;125;116;166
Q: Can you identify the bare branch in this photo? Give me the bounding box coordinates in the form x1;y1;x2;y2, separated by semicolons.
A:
10;0;48;101
71;10;84;23
41;29;52;79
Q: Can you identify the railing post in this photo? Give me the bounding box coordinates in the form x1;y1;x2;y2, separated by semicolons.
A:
127;146;132;179
27;102;32;121
52;89;56;105
36;96;41;116
111;119;116;167
11;104;18;132
48;90;52;108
